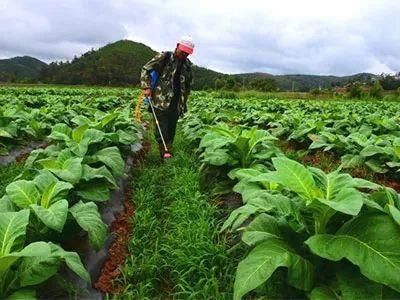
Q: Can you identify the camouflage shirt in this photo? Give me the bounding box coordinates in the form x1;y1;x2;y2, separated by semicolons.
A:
140;51;193;114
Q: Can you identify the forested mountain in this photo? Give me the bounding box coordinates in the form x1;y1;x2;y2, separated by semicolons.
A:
1;40;393;91
0;56;47;81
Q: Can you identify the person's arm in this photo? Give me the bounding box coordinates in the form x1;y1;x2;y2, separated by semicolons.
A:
140;52;168;96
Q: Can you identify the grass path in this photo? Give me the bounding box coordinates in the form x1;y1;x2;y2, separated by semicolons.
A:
113;129;236;299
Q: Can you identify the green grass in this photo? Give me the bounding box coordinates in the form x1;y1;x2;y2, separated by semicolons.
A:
113;129;236;299
0;162;23;196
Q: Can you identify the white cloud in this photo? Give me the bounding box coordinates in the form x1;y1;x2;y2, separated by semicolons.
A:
0;0;399;75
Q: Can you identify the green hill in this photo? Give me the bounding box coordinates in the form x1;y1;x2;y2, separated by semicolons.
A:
2;40;379;91
40;40;157;85
40;40;220;89
235;72;376;92
0;56;47;81
192;66;224;89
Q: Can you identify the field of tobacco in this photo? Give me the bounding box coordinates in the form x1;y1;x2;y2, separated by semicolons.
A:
0;87;143;299
181;92;400;299
2;87;400;299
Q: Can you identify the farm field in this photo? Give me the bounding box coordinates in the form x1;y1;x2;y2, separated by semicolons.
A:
1;86;400;299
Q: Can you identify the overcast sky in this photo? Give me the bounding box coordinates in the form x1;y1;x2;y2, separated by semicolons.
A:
1;0;399;75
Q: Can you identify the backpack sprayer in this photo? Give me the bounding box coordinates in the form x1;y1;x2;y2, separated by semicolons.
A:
136;70;171;159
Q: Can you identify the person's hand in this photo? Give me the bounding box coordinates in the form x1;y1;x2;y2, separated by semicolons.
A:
143;88;152;98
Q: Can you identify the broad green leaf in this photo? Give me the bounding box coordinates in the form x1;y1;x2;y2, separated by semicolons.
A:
248;128;276;151
30;200;68;232
0;210;30;257
0;129;13;138
234;238;314;300
81;165;117;187
39;157;83;184
0;196;17;212
97;111;118;129
40;181;73;208
228;168;263;181
33;170;58;193
116;129;136;144
33;170;73;207
69;201;107;250
103;132;119;143
351;178;382;190
49;243;90;282
37;158;60;169
69;139;89;157
366;159;387;173
24;148;44;169
310;286;339;300
6;180;40;208
341;154;364;168
220;205;260;232
0;242;51;279
269;157;318;201
387;161;400;168
319;171;352;201
69;128;105;157
75;184;110;202
349;133;369;147
203;149;236;166
317;187;364;216
335;264;400;300
232;180;263;199
360;145;387;157
221;191;294;232
307;169;366;217
199;132;231;150
387;205;400;226
83;128;105;144
72;124;89;142
6;289;37;300
363;197;386;212
306;213;400;292
17;254;59;287
48;123;71;142
92;146;124;177
242;214;282;246
71;115;91;126
369;188;399;208
246;191;295;217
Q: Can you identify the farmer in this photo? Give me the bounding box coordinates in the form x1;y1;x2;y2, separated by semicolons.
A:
140;35;194;160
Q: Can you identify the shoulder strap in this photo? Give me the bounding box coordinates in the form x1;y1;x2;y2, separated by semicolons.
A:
150;52;171;90
160;51;172;74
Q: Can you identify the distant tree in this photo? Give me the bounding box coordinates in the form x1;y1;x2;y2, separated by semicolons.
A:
232;82;242;92
379;73;400;90
369;80;383;99
249;78;277;92
214;78;225;90
346;82;363;99
310;88;322;96
8;72;17;83
225;76;236;89
0;71;9;82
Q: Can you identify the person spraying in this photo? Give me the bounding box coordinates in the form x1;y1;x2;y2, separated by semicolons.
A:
140;36;194;160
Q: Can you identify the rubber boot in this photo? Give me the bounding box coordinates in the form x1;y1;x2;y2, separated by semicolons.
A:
160;143;173;161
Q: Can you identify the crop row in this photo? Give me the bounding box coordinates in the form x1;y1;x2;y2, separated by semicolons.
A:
182;95;400;299
0;87;139;155
0;87;142;299
184;93;400;175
